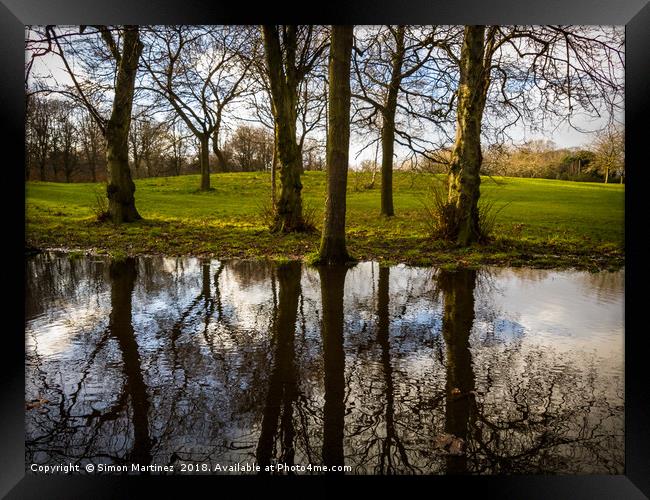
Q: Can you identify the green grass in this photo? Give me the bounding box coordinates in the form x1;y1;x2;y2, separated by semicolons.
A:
25;171;624;270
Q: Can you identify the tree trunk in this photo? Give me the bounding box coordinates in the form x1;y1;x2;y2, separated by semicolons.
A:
25;94;31;181
605;166;609;183
132;148;140;178
318;25;354;264
25;144;31;181
212;128;228;173
276;132;304;231
39;158;47;181
145;154;152;178
214;146;228;173
380;26;404;217
271;144;278;209
63;150;73;183
199;134;211;191
262;26;305;232
318;265;347;473
51;151;59;182
380;113;396;216
447;26;489;246
105;26;142;223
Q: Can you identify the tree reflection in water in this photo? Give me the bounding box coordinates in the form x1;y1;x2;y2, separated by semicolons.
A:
25;253;624;474
256;262;300;472
319;265;347;474
26;257;152;467
108;259;152;466
439;269;477;474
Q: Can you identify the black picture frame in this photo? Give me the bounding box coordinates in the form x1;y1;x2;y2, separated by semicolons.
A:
2;1;648;497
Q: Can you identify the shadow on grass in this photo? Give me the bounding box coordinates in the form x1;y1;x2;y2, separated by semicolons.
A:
26;215;624;271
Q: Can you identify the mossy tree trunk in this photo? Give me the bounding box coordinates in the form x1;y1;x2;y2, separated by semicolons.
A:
447;26;490;246
275;121;304;231
105;26;142;223
262;26;305;232
318;25;354;264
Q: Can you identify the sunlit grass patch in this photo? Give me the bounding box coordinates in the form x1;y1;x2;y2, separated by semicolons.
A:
26;171;624;269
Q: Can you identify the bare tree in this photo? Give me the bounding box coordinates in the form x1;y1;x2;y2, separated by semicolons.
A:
439;25;624;245
142;25;255;191
302;136;326;171
51;100;80;183
353;25;456;216
28;96;53;181
318;25;354;265
261;25;329;232
224;125;274;172
78;109;105;182
591;125;625;183
248;34;326;211
26;97;78;182
129;110;169;178
165;116;192;176
36;25;144;221
25;91;35;181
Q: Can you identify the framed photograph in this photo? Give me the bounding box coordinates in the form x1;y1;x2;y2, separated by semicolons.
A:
2;0;649;497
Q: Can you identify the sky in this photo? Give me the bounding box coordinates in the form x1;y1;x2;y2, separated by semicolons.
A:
27;26;624;165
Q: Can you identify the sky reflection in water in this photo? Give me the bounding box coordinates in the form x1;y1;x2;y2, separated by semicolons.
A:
25;253;624;474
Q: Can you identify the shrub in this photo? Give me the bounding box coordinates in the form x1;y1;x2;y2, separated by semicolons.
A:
91;185;110;222
349;168;378;192
422;179;507;244
257;195;318;233
422;180;460;242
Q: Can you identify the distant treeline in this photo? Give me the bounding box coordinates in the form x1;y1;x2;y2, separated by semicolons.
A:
355;134;624;184
25;96;326;183
481;138;624;183
403;134;624;184
27;96;623;185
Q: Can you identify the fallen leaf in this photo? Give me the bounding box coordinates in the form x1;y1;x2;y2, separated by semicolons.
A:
433;433;454;449
25;398;49;410
433;433;465;456
448;437;465;455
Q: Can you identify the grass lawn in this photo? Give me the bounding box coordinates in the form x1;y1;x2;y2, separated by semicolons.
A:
25;171;624;270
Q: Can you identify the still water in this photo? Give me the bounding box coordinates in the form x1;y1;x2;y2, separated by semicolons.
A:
25;252;624;474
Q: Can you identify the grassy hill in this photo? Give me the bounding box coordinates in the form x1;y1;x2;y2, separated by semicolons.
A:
25;171;624;269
